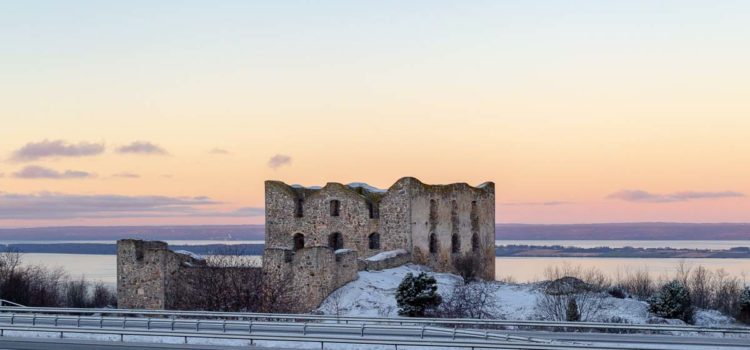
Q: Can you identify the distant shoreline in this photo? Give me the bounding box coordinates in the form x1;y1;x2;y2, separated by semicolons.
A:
5;243;750;259
4;223;750;241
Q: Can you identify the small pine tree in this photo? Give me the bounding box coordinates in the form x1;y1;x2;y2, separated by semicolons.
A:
396;272;442;317
739;286;750;324
566;297;581;322
648;280;694;323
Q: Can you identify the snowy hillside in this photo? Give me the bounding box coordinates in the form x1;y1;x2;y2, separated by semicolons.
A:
318;264;735;327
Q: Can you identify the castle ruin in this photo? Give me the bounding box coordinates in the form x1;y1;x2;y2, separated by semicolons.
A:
118;177;495;312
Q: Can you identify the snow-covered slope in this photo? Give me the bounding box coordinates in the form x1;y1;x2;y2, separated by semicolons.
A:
318;264;735;327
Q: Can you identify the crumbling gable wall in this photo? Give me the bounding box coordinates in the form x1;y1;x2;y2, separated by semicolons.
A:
117;239;206;309
406;179;495;280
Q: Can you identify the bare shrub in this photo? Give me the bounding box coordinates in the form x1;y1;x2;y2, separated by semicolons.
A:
543;263;610;291
536;290;604;322
174;249;263;312
65;277;89;308
438;281;501;319
453;254;482;283
323;288;346;318
615;268;655;300
91;282;117;308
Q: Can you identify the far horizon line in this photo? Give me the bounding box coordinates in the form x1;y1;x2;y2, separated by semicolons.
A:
3;221;750;230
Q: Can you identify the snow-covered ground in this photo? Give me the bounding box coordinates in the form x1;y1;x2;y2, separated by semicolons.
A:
318;264;736;327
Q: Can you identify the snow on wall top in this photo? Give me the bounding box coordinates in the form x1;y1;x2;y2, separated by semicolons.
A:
174;250;205;261
365;249;408;262
346;182;387;193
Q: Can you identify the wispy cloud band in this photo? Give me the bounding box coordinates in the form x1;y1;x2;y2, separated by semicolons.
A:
116;141;168;155
607;190;745;203
0;192;263;219
11;140;104;162
268;154;292;169
12;165;94;179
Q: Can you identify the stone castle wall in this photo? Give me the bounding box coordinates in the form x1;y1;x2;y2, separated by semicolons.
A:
262;246;358;312
407;180;495;280
117;239;206;309
263;177;495;310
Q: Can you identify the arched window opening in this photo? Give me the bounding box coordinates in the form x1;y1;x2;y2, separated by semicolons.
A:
295;198;304;218
328;232;344;250
451;234;461;254
368;232;381;250
470;200;479;234
451;199;459;236
293;233;305;251
471;232;480;253
330;200;340;217
367;201;380;219
429;233;438;254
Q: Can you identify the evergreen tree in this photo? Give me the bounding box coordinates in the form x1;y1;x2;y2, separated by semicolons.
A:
566;297;581;322
739;286;750;324
396;272;442;317
648;280;694;323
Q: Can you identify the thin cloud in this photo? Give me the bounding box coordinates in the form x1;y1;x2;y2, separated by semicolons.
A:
112;172;140;179
607;190;745;203
208;148;231;155
12;165;94;179
10;140;104;162
501;201;570;206
116;141;168;155
268;154;292;169
0;192;264;219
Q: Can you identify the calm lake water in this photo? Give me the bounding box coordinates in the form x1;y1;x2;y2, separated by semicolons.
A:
19;254;750;285
495;240;750;249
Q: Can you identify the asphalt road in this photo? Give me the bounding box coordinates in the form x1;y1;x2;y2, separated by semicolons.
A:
507;330;750;349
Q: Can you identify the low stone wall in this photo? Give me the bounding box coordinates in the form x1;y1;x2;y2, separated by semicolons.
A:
262;246;359;312
360;249;411;271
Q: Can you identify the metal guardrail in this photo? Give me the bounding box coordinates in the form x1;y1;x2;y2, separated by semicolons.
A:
0;325;636;350
0;314;637;350
0;300;25;308
1;305;749;336
0;312;546;343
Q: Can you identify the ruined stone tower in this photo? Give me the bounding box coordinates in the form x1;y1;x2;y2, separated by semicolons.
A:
117;239;207;309
262;177;495;311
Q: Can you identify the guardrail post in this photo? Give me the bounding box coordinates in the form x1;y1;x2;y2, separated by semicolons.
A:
147;319;151;330
54;315;58;327
303;322;307;335
361;324;365;337
9;314;14;325
420;325;425;339
32;314;36;326
222;319;226;333
77;315;81;328
196;320;200;332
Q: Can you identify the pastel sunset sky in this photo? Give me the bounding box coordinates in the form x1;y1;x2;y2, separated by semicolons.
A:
2;1;749;227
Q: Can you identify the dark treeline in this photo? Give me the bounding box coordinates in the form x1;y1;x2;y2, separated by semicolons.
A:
0;250;116;308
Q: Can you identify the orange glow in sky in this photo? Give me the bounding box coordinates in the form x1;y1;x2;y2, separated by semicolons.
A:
2;1;749;227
